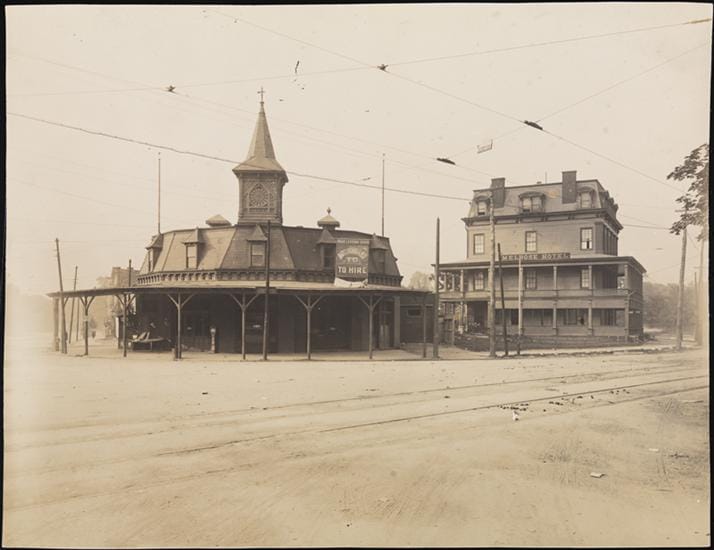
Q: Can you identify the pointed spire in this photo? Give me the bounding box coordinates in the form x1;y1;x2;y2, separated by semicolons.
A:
233;88;285;173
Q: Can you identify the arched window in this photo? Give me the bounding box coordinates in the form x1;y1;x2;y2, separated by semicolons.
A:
248;183;272;212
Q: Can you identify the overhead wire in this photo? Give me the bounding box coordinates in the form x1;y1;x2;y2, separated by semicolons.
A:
386;18;712;67
8;52;498;186
7;112;471;202
8;16;710;95
212;10;704;195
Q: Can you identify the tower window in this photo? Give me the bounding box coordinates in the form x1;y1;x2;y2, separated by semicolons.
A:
248;183;271;212
250;242;265;267
580;268;591;289
578;191;593;209
580;228;593;250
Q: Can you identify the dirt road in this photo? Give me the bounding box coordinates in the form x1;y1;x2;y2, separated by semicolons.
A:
3;343;710;547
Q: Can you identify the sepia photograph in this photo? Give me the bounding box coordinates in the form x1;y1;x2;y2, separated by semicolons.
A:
3;2;711;547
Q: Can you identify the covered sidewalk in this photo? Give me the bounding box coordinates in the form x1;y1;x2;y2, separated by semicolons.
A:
47;282;432;361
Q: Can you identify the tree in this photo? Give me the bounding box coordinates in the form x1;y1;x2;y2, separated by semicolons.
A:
669;143;709;240
408;271;433;291
643;281;696;332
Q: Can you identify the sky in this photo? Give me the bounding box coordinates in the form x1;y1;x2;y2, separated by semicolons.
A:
5;3;712;296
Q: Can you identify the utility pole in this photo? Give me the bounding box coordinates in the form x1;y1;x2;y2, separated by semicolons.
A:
498;244;508;356
122;259;131;358
675;228;687;351
68;266;78;344
262;220;272;360
517;256;523;355
158;152;161;234
55;238;67;354
381;153;385;236
488;196;496;358
433;217;440;359
696;239;705;345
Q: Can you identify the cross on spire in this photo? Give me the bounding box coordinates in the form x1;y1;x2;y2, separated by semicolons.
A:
258;86;266;105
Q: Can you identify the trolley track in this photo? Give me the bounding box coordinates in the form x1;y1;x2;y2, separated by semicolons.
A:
4;376;707;513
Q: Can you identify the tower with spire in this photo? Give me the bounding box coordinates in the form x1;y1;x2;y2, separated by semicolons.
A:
233;88;288;225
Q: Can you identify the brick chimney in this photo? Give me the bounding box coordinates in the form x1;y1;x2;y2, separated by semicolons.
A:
561;170;577;203
490;177;506;208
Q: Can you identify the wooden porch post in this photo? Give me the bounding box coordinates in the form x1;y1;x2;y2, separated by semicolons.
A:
358;295;383;360
368;295;374;359
421;294;427;358
295;295;324;360
552;266;558;335
80;296;95;356
53;297;59;351
167;293;195;360
122;293;128;357
228;293;259;360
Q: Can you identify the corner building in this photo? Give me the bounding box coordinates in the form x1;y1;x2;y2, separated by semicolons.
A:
439;172;645;345
128;99;427;356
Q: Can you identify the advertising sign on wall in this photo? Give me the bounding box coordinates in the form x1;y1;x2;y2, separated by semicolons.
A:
501;252;571;261
335;238;369;279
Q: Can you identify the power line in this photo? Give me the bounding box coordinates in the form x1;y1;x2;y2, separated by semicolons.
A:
210;9;697;194
386;18;712;67
7;52;498;186
8;112;471;202
445;41;709;161
8;17;710;96
536;42;710;121
542;129;683;192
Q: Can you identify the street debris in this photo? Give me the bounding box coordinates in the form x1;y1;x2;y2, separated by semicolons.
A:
648;448;660;452
512;410;519;421
669;452;690;459
590;472;605;478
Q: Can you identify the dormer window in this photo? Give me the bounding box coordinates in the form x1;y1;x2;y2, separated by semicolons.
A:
578;190;593;209
476;200;488;216
145;233;164;273
372;249;386;272
185;244;198;269
520;193;544;213
148;249;158;271
250;242;265;267
322;245;336;269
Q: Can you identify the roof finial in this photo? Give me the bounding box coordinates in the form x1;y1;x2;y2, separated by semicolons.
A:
258;86;266;110
327;207;332;215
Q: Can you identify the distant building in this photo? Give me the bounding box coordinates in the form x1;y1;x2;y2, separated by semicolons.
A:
438;173;645;345
96;267;139;338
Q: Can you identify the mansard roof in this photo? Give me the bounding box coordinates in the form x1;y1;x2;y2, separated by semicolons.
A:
137;224;401;279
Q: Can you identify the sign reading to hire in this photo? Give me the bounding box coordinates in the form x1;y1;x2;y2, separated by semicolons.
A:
335;239;369;279
501;252;571;261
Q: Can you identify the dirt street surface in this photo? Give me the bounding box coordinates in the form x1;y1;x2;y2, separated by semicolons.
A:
3;340;710;547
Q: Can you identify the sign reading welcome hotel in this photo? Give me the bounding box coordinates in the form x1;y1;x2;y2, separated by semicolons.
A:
335;238;369;279
501;252;571;261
